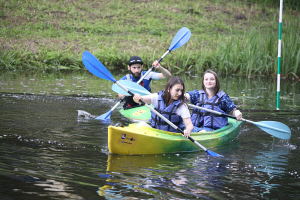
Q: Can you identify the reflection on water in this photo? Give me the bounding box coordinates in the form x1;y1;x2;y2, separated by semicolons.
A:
0;71;300;199
97;144;298;199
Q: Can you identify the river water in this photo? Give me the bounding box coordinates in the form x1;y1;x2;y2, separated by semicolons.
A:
0;71;299;199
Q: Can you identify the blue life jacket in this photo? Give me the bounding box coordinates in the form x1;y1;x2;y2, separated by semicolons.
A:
150;91;183;133
125;72;152;92
122;72;152;109
190;90;228;130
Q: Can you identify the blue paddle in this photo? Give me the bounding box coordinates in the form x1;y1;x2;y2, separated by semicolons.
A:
96;27;191;121
113;81;291;140
82;51;222;157
112;80;151;96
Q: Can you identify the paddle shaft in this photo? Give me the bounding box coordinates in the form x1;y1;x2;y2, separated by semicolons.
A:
136;27;189;84
188;104;290;134
131;49;170;86
137;49;170;82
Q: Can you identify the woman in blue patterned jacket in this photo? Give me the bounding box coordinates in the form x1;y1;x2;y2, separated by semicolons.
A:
185;70;243;132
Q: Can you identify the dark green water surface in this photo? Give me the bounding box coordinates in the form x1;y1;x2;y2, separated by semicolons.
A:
0;71;299;199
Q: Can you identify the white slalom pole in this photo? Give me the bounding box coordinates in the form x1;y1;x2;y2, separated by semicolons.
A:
276;0;283;110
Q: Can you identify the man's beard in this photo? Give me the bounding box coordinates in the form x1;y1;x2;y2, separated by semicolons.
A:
130;70;141;79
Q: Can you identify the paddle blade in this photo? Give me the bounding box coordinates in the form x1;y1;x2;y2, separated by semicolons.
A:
96;110;112;121
169;27;191;51
112;80;151;96
82;51;116;83
254;121;291;139
206;150;224;157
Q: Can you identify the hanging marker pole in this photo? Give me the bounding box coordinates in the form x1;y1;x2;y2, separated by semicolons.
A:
276;0;283;110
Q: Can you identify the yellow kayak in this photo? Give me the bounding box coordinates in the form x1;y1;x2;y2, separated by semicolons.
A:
108;118;243;155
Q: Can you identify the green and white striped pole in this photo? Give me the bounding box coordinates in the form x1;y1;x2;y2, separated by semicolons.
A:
276;0;283;110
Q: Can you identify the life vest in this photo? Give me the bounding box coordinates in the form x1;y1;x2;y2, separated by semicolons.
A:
125;72;152;92
123;72;152;109
150;91;183;133
190;90;228;130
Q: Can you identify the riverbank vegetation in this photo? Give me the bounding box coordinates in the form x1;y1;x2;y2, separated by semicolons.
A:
0;0;299;79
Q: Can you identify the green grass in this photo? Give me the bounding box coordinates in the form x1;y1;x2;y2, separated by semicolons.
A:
0;0;299;78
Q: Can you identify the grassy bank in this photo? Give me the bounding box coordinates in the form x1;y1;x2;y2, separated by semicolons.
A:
0;0;299;78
